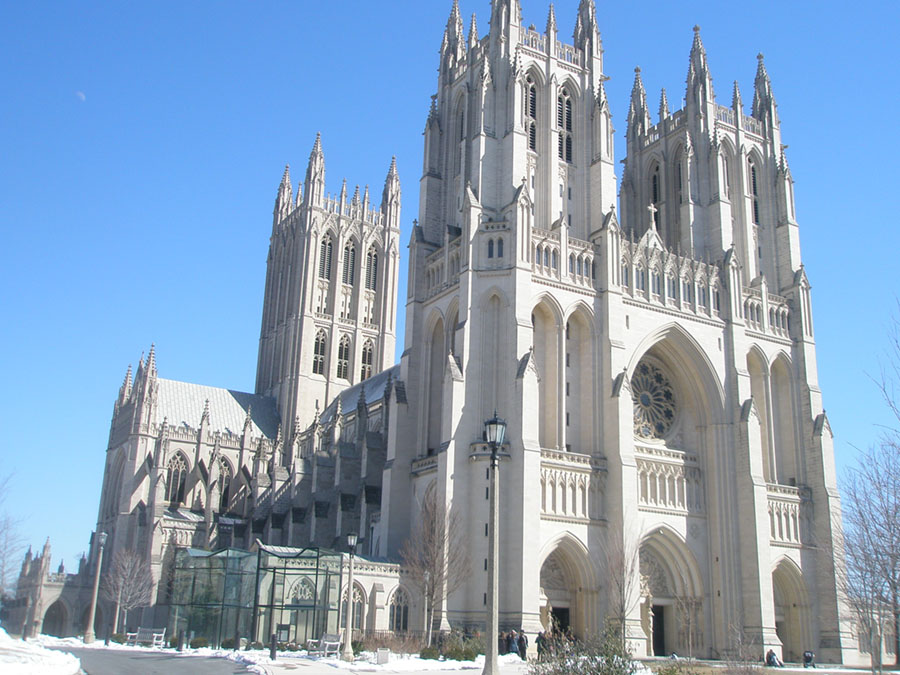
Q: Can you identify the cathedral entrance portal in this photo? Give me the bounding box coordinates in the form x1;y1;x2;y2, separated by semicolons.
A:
538;537;594;638
43;600;68;637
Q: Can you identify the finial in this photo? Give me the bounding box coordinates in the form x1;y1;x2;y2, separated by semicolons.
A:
201;399;210;424
757;52;764;62
694;24;701;33
146;343;157;374
635;66;641;74
469;13;479;48
546;4;558;33
243;405;253;432
388;155;398;176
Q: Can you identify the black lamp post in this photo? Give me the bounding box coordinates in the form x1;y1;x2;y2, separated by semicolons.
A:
342;532;358;662
84;531;107;644
482;412;507;675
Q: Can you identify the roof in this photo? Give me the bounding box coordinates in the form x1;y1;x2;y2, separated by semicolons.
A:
157;378;280;439
319;365;400;426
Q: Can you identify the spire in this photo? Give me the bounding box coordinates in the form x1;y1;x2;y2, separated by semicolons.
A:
628;67;650;138
382;156;400;209
468;13;479;50
339;178;348;205
119;364;133;402
243;405;253;435
489;0;522;55
659;88;669;121
303;133;325;206
201;398;210;427
273;164;292;226
546;4;558;37
686;25;714;105
442;0;465;67
146;343;157;378
752;53;778;127
363;184;370;210
295;180;302;207
732;80;743;112
352;184;360;206
574;0;601;58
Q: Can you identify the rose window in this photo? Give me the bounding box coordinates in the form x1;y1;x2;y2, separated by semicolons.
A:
632;361;676;440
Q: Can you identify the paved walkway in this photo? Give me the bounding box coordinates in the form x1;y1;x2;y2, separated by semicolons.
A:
53;647;251;674
255;654;531;675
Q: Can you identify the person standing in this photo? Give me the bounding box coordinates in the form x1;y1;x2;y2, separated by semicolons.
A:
517;631;528;660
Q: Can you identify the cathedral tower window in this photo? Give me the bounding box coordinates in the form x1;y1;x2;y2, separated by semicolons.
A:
526;76;538;151
319;236;333;280
313;330;327;375
650;165;661;229
360;340;374;381
218;458;232;513
675;156;684;205
721;153;731;199
337;335;351;380
342;244;356;285
488;239;494;258
165;454;187;505
557;88;573;163
497;238;503;258
365;248;378;290
749;160;760;224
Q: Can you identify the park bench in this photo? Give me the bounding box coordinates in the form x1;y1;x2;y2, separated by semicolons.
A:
306;631;342;657
126;627;166;647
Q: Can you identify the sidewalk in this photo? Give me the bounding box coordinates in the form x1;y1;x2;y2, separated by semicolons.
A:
250;652;531;675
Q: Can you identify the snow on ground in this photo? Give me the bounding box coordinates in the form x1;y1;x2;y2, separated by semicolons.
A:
0;628;80;675
222;648;529;672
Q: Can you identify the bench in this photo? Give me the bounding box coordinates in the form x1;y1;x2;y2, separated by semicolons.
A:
306;631;342;657
126;627;166;648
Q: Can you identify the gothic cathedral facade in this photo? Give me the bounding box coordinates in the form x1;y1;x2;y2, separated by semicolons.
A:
12;0;859;663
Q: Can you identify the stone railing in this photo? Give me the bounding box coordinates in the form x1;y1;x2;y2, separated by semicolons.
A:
767;483;805;546
742;115;764;136
743;288;792;339
539;449;605;521
411;455;438;476
635;447;704;515
715;105;735;126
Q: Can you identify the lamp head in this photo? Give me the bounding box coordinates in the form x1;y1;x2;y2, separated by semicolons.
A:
97;532;108;547
484;411;507;447
347;532;358;550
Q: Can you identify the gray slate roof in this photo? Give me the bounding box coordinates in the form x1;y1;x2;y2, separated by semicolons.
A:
319;365;400;426
157;378;280;439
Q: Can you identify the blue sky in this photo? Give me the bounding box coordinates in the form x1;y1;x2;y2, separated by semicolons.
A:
1;0;898;570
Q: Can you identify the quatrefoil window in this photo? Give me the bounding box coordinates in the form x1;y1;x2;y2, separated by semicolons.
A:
632;361;677;440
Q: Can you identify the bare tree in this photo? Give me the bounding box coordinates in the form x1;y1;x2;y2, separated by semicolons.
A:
101;548;153;634
399;482;470;646
0;474;26;596
604;533;642;651
840;442;900;672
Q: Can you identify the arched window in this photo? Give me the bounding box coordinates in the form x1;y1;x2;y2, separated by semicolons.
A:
318;236;333;280
337;335;351;380
635;266;646;292
569;254;575;275
341;584;365;631
650;165;661;229
488;239;494;259
342;244;356;285
218;458;232;513
497;238;504;258
749;160;760;224
526;76;538;151
543;248;550;268
551;250;558;270
365;248;378;290
166;455;187;505
675;157;684;205
651;268;661;295
557;88;573;162
313;330;327;375
360;340;374;381
622;260;630;287
721;153;731;199
389;588;410;632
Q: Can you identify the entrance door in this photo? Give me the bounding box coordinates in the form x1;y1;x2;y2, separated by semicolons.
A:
652;605;666;656
551;607;570;633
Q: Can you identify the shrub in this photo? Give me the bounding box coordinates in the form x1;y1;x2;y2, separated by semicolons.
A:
190;636;209;649
221;637;236;649
249;641;264;650
110;633;126;644
168;635;179;649
529;625;638;675
420;645;441;660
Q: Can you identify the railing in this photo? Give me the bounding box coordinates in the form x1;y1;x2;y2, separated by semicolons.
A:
767;483;805;545
715;105;735;126
742;288;792;339
742;115;764;136
411;455;438;475
635;447;704;515
539;449;604;521
520;28;547;52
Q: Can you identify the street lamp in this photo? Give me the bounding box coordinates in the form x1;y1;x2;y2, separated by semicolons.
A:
83;531;107;644
482;412;507;675
342;532;358;662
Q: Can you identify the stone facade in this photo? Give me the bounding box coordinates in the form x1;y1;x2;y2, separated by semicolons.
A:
6;0;866;664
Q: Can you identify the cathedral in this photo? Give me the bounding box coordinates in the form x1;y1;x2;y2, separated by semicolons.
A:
7;0;863;663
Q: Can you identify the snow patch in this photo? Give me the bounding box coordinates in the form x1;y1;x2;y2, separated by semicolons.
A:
0;628;80;675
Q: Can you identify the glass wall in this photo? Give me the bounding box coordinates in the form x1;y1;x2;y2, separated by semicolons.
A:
168;544;343;648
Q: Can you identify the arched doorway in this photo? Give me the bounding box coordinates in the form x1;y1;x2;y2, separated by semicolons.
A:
79;604;104;639
639;531;704;658
43;600;68;637
772;560;810;662
538;536;595;638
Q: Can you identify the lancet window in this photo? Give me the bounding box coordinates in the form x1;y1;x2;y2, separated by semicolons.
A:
319;236;333;280
313;330;327;375
749;160;760;224
165;454;187;505
557;88;573;162
365;248;378;290
526;76;538;151
488;239;494;258
337;335;351;380
218;458;232;513
360;340;374;381
342;244;356;285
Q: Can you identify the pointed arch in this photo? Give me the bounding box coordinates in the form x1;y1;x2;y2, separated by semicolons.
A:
772;557;811;662
563;302;595;453
770;353;798;485
747;345;774;482
425;310;446;454
360;339;375;381
538;532;598;637
165;452;189;505
365;244;379;291
532;296;563;449
336;334;351;380
217;456;234;513
388;585;411;632
313;329;328;375
318;233;334;280
342;239;357;285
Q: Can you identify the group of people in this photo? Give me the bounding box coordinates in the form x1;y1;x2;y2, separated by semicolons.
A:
534;627;577;660
766;648;816;668
498;629;528;660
